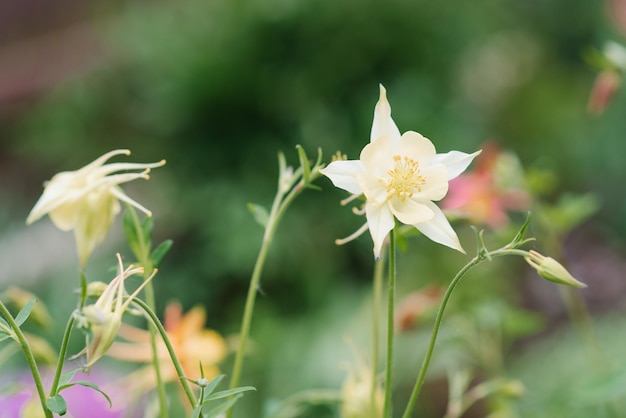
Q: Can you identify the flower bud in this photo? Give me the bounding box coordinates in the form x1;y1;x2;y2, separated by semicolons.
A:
525;250;587;288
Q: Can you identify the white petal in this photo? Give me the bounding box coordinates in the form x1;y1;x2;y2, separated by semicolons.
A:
365;202;395;259
430;150;482;180
397;131;436;162
358;172;388;205
360;135;394;178
388;197;434;225
320;160;365;195
416;163;448;201
370;84;401;145
414;201;465;253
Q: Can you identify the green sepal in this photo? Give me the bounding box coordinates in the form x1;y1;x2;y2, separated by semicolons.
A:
248;203;269;228
151;239;173;268
46;394;67;415
14;299;36;327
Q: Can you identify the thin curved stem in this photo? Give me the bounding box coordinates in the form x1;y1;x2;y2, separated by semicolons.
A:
0;301;52;418
126;205;168;418
133;298;197;407
401;248;529;418
48;315;75;396
383;228;397;418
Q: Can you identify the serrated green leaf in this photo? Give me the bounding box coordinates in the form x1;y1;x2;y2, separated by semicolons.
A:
203;386;256;402
202;394;243;417
151;240;173;268
46;394;67;415
58;381;112;408
247;203;269;228
14;299;36;327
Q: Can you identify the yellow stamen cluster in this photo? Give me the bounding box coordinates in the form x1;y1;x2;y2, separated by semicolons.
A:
385;155;426;201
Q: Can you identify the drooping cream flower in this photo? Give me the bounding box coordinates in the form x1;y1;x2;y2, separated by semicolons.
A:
321;85;481;258
26;149;165;267
74;254;157;369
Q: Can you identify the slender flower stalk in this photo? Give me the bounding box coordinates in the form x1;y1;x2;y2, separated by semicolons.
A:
382;228;397;418
227;148;323;418
125;205;168;418
400;247;553;418
370;246;385;415
132;298;197;408
0;300;52;418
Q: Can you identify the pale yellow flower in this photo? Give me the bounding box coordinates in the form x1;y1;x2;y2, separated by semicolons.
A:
340;362;383;418
26;149;165;267
321;85;481;258
74;254;156;369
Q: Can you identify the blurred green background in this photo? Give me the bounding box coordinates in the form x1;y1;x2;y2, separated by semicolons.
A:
2;0;626;417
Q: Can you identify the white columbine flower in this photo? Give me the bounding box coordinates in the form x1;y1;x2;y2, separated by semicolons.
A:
26;149;165;267
320;85;481;258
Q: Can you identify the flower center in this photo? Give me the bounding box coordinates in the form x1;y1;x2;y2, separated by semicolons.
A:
384;155;426;201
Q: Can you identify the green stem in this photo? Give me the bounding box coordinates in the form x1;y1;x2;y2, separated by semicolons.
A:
371;248;385;415
133;298;197;407
383;228;397;418
48;315;75;396
0;301;52;418
401;248;528;418
127;205;169;418
227;165;321;418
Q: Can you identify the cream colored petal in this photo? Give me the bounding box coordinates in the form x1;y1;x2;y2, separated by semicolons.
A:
77;149;131;174
360;135;394;177
414;201;464;253
357;172;388;206
26;173;82;224
320;160;365;195
430;150;482;180
388;197;434;225
96;159;166;177
365;203;395;259
370;84;401;145
414;163;448;201
397;131;436;162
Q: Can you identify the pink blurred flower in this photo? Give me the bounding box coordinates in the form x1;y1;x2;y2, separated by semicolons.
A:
0;370;129;418
442;142;530;229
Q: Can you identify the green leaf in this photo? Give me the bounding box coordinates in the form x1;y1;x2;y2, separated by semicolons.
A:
0;334;14;343
151;239;173;268
201;374;226;398
247;203;269;228
190;405;203;418
58;381;112;408
58;369;78;388
472;227;490;261
46;394;67;415
508;212;534;248
123;210;142;258
14;299;36;327
202;394;244;418
141;216;154;249
296;145;311;184
203;386;256;402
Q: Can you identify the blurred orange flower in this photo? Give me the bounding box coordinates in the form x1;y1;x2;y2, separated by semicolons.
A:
107;302;227;394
